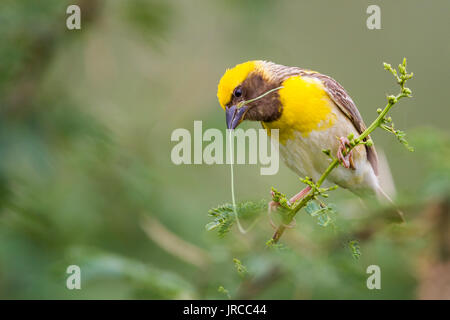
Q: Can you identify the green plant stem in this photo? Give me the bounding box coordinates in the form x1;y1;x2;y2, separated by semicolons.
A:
271;92;409;244
357;94;407;142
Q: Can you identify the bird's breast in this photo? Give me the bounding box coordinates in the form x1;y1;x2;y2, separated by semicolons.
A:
262;75;337;144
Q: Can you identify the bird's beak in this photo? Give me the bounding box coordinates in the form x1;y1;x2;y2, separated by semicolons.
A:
226;105;249;130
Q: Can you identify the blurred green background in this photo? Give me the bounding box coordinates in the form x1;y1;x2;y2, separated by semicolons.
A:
0;0;449;299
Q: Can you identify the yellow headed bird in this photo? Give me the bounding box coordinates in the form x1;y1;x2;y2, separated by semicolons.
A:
217;60;389;204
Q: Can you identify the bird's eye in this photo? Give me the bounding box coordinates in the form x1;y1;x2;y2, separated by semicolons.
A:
233;87;242;98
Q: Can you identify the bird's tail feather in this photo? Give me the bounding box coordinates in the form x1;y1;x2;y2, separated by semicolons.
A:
374;149;405;222
376;185;405;222
376;149;396;199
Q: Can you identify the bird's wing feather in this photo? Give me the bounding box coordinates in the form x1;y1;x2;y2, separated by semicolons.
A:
306;72;379;175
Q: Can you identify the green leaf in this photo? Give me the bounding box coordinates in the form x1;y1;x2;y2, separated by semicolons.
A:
205;221;220;231
305;201;336;228
394;129;414;152
233;258;248;277
207;200;266;237
305;201;320;215
349;240;361;260
218;286;231;299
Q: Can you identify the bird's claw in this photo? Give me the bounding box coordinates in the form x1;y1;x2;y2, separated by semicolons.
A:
337;137;355;169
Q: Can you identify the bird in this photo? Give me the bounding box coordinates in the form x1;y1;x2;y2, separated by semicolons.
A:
217;60;395;209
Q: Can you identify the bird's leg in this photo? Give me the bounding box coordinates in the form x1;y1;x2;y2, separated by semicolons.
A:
337;136;355;169
268;186;312;229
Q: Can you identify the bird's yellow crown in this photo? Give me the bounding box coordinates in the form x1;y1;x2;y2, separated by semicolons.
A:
217;61;256;109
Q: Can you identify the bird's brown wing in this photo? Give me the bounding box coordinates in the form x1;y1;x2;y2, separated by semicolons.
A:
306;72;379;175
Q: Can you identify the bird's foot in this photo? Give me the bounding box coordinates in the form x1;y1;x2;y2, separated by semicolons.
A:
268;186;312;229
337;136;355;169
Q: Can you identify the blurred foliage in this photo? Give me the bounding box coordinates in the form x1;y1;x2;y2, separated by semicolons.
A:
120;0;173;46
0;0;448;299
